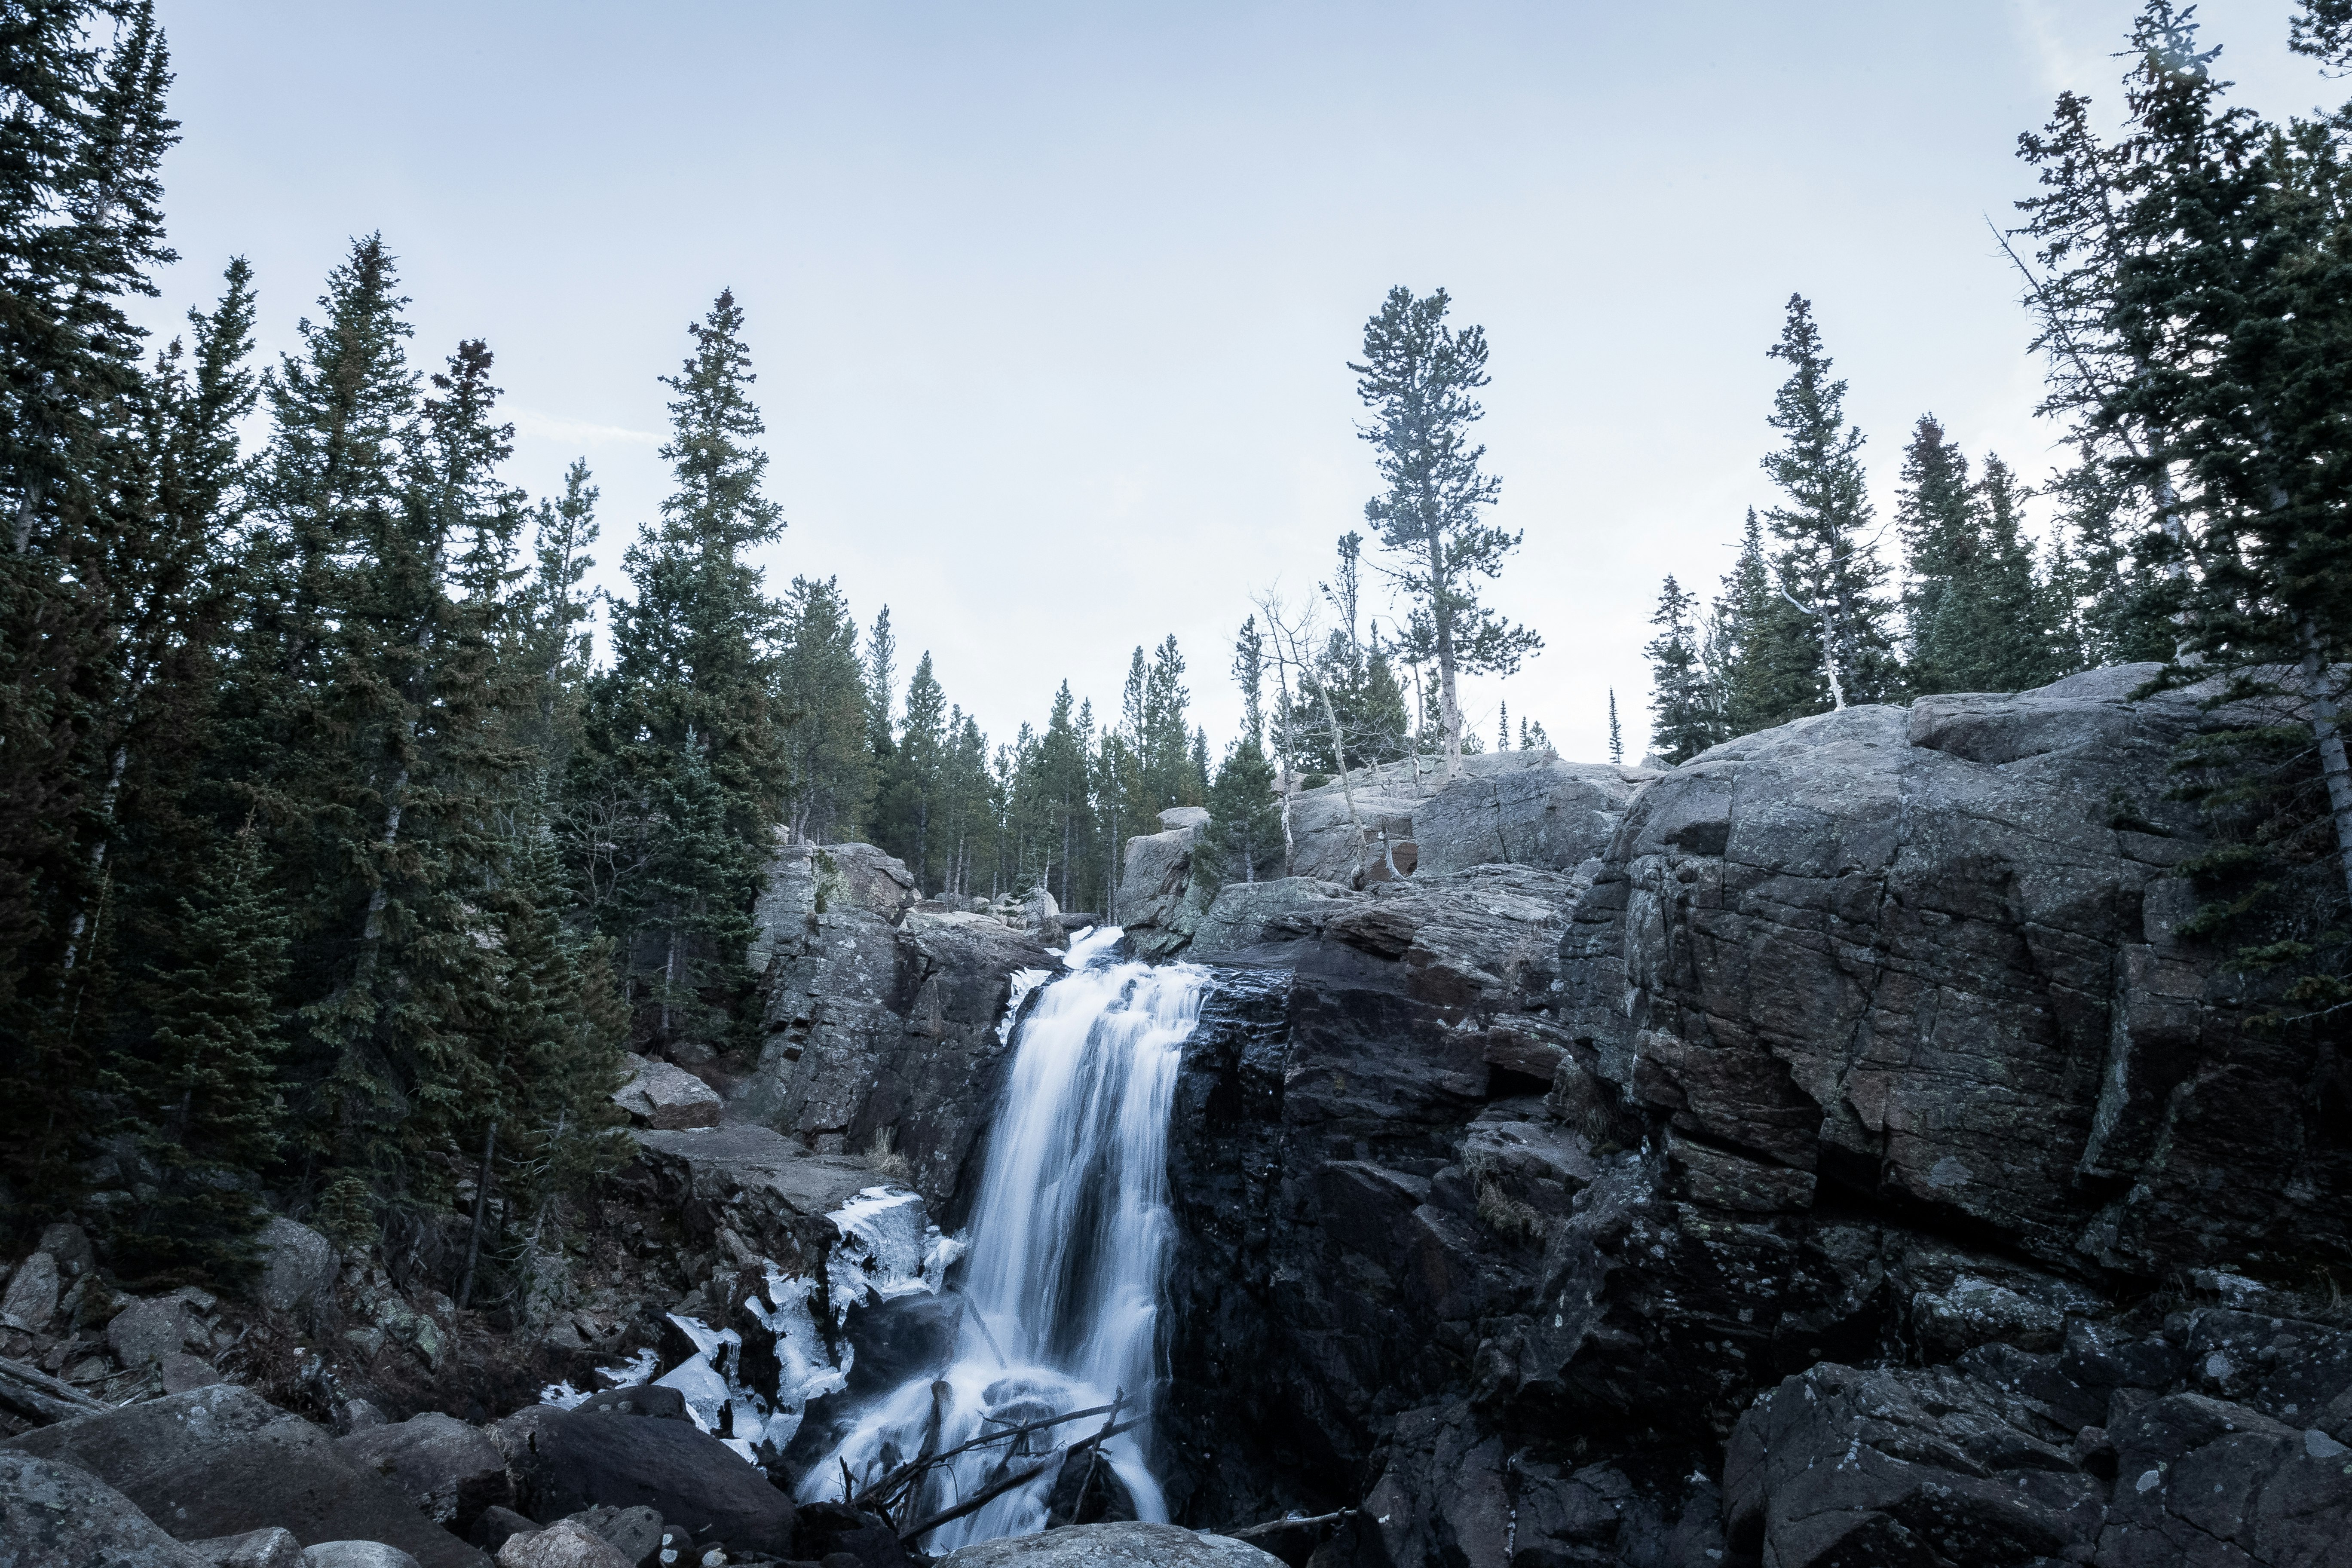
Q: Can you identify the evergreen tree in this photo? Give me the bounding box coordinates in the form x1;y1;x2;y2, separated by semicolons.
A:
107;819;288;1286
592;290;785;1056
1645;574;1721;765
1757;295;1899;709
1900;419;2070;694
515;458;600;766
1607;691;1623;765
879;652;947;890
775;576;876;844
1706;509;1821;736
1351;286;1540;778
1194;738;1283;898
864;606;897;762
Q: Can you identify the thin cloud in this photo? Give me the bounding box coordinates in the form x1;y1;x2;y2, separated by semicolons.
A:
511;408;660;447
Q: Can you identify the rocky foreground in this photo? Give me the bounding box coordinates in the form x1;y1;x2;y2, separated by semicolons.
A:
6;665;2352;1568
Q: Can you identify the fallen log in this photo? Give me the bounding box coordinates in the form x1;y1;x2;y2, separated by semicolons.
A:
0;1355;106;1426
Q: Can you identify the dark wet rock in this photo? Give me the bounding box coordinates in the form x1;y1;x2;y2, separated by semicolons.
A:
468;1509;539;1555
1723;1360;2104;1567
257;1218;338;1316
505;1405;794;1556
2;1384;485;1568
2097;1392;2352;1567
0;1449;204;1567
938;1522;1283;1565
1150;672;2352;1563
624;1124;881;1283
337;1412;514;1533
790;1500;906;1567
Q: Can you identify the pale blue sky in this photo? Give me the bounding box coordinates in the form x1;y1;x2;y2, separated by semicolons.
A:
138;1;2338;763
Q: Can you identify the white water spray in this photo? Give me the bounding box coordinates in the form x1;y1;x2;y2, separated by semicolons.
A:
800;926;1206;1550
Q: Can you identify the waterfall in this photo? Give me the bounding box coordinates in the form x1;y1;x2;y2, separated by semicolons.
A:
800;925;1206;1550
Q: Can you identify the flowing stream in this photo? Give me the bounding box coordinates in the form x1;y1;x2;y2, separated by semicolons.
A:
799;925;1206;1550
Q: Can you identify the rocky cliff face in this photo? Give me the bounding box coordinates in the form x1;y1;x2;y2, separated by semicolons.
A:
1151;669;2352;1568
734;840;1058;1218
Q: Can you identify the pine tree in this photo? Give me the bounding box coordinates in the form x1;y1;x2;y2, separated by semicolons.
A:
1607;691;1623;765
1900;419;2070;694
1351;286;1541;778
1758;296;1899;709
1497;701;1510;753
864;606;897;763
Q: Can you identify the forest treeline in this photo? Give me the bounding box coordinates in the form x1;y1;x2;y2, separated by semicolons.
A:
3;0;2348;1303
0;0;1524;1294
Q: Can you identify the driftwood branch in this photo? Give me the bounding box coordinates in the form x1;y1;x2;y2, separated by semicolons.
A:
0;1355;106;1426
1223;1507;1358;1545
853;1400;1121;1511
893;1418;1143;1545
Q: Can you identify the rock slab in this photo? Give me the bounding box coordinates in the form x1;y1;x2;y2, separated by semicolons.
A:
0;1449;203;1568
940;1522;1283;1566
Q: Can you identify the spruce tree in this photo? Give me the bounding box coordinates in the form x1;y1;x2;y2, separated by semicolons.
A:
1758;296;1899;709
109;820;288;1286
1195;739;1283;897
1607;691;1623;765
1706;510;1821;736
1645;575;1721;765
775;577;876;844
593;291;786;1055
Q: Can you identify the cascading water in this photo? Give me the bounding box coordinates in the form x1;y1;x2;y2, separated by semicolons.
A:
800;925;1205;1550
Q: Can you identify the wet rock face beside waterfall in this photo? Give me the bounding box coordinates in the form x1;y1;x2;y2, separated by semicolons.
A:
1153;670;2352;1567
735;839;1056;1214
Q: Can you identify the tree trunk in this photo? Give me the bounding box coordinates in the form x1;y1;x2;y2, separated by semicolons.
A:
1315;681;1366;885
2299;616;2352;906
458;1118;497;1310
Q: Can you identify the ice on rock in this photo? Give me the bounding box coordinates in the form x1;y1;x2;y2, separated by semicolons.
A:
826;1185;959;1318
999;968;1053;1044
743;1266;851;1452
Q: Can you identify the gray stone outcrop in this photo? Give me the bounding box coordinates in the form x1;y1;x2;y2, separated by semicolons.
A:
0;1449;204;1567
2;1384;486;1568
737;841;1054;1212
256;1216;337;1315
608;1055;722;1131
1155;668;2352;1567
